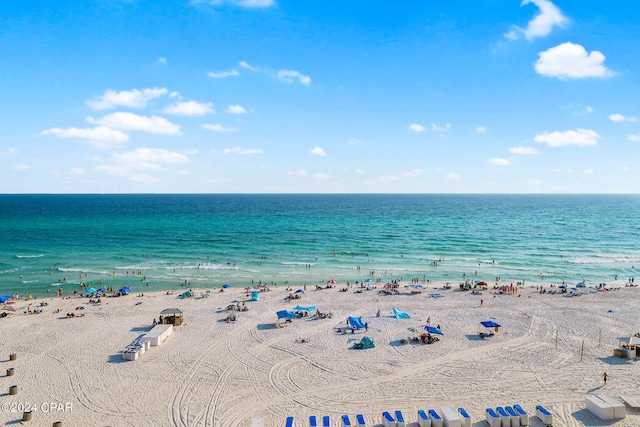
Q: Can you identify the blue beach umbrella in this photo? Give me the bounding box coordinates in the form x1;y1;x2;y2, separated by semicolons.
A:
97;287;105;292
86;287;97;293
425;325;444;335
294;289;304;294
222;284;230;288
0;296;11;304
480;320;501;328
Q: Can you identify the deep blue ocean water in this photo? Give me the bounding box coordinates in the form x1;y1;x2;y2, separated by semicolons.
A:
1;194;639;296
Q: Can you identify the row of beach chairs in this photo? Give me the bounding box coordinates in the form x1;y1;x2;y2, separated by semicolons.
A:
286;404;551;427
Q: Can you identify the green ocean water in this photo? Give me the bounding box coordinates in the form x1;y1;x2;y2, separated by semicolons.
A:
1;194;639;297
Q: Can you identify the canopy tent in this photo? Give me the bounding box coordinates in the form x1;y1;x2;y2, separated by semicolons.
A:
347;316;368;329
392;308;411;319
97;287;106;293
250;291;260;301
86;287;97;293
0;296;12;304
480;320;501;328
180;290;193;299
222;284;230;288
425;325;444;335
160;308;184;326
118;287;131;295
294;305;316;312
277;310;296;321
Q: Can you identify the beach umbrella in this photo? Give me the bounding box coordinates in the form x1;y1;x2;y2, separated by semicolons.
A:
425;325;444;335
364;279;372;283
294;289;304;294
558;285;567;289
97;287;105;292
222;284;230;288
0;296;12;304
86;287;97;293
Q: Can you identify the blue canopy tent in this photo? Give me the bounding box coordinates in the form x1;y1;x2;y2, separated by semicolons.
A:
97;287;105;293
347;316;368;330
294;305;316;312
392;308;411;319
250;291;260;301
353;336;375;349
118;287;131;295
425;325;444;335
86;287;97;294
0;296;12;304
277;310;296;324
222;284;230;289
480;321;501;328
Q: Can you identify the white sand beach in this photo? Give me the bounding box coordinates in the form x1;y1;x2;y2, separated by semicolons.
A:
1;282;639;427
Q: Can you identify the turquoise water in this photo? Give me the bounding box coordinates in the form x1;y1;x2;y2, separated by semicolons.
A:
1;194;640;296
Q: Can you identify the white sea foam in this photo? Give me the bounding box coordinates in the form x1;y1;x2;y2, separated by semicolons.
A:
16;254;44;259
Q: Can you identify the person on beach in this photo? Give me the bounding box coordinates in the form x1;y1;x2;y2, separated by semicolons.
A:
602;372;608;386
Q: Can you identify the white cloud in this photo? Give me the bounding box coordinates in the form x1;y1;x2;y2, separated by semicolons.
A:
277;70;311;86
623;166;631;172
312;173;331;180
41;125;130;148
378;175;399;182
14;164;29;171
355;169;365;174
431;123;451;132
408;124;425;132
69;168;85;175
202;124;236;132
223;147;263;155
609;114;637;122
535;42;613;79
87;112;181;135
476;126;488;134
526;179;543;184
87;87;168;110
1;147;18;155
113;148;189;168
489;158;510;166
586;106;593;113
534;128;599;147
226;105;247;114
310;147;326;157
163;101;214;116
446;173;461;180
403;169;423;177
628;134;640;142
584;168;594;174
347;138;362;145
157;57;167;65
509;146;540;155
207;69;239;78
287;170;308;177
239;61;255;71
506;0;569;40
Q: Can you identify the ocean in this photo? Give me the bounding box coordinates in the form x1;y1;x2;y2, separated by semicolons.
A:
1;194;639;297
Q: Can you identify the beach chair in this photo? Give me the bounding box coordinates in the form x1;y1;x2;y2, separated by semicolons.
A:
382;411;396;427
417;409;431;427
486;408;501;427
512;404;528;426
428;409;443;427
395;410;405;427
535;406;552;427
286;416;295;427
322;415;331;427
310;415;318;427
458;407;471;427
505;407;519;427
496;407;510;427
341;414;352;427
355;414;366;427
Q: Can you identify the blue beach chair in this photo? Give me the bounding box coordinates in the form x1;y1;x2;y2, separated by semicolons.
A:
355;414;366;427
506;406;519;427
322;415;331;427
341;414;352;427
513;404;529;426
382;411;395;427
286;416;294;427
417;409;431;427
428;409;443;427
395;410;405;427
486;408;500;427
309;415;318;427
535;406;553;427
458;407;471;427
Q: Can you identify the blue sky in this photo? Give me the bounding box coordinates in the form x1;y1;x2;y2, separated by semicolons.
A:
1;0;639;193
